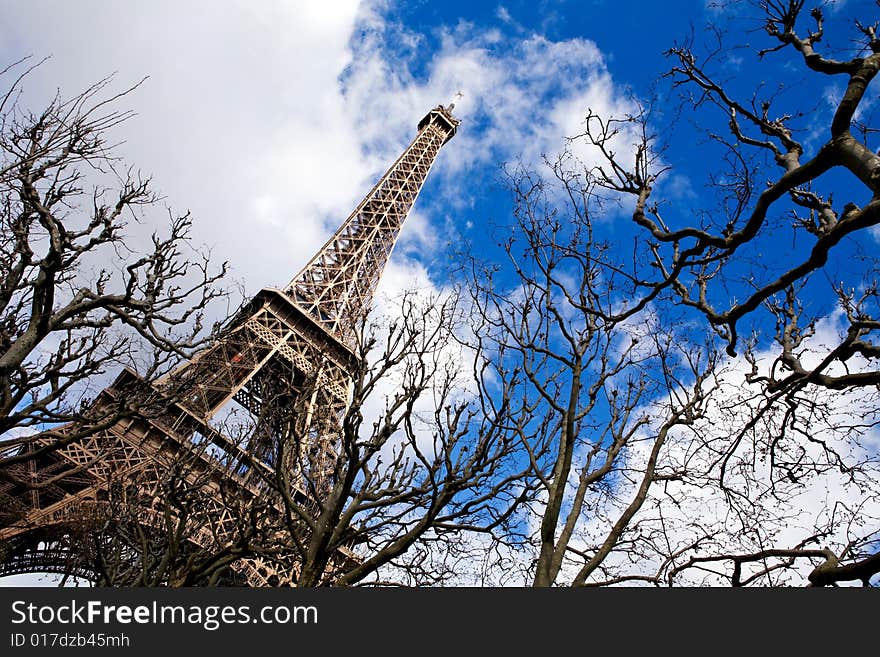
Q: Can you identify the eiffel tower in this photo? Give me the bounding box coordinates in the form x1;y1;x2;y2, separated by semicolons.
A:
0;104;460;585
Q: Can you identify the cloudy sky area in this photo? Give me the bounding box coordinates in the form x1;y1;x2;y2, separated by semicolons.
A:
2;0;875;586
0;0;692;304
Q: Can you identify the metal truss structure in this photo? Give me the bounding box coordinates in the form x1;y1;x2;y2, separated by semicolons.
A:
0;105;459;586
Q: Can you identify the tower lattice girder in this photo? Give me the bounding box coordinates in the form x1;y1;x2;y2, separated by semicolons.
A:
159;106;458;424
0;105;459;585
289;108;457;345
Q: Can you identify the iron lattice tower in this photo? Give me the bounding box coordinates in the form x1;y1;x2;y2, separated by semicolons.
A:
0;105;459;585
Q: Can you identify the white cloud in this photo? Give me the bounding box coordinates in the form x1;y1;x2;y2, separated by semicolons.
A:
341;14;637;188
1;0;365;298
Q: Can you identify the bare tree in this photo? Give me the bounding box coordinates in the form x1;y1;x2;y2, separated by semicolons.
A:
0;57;227;486
231;292;531;586
461;159;725;586
573;0;880;391
532;1;880;586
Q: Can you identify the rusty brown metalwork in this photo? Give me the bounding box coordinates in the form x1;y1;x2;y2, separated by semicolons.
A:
0;106;459;585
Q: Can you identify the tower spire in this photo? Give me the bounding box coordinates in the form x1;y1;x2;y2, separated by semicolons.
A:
447;90;463;113
286;104;459;346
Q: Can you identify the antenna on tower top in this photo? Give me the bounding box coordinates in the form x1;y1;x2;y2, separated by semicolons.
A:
447;90;464;112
